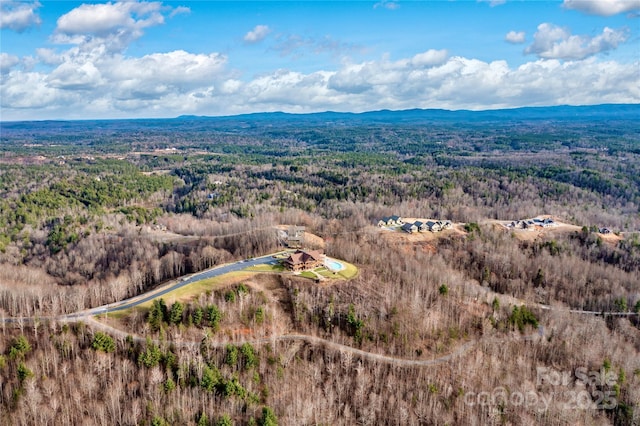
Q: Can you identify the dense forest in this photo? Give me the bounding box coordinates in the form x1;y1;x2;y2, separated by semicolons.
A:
0;105;639;425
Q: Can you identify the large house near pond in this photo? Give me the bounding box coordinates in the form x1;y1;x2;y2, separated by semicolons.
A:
284;249;325;271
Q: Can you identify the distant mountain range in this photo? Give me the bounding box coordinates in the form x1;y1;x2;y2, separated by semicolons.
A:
2;104;638;130
176;104;639;125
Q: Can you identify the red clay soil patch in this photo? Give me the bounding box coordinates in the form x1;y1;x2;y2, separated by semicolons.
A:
228;327;254;336
276;225;326;249
598;233;624;247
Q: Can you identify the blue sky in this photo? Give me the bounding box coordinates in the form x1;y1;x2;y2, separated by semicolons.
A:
1;0;638;120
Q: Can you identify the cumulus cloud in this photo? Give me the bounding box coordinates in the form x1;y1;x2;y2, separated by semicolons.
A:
326;49;448;94
505;31;526;44
1;71;65;109
56;2;163;35
52;1;172;52
108;51;226;99
36;48;63;66
236;56;639;114
0;1;232;120
0;53;21;74
1;42;638;119
47;61;104;90
244;25;271;44
0;0;41;32
1;48;229;118
525;23;629;60
411;49;449;67
563;0;640;16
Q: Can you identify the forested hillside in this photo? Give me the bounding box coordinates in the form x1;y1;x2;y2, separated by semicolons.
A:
0;105;639;425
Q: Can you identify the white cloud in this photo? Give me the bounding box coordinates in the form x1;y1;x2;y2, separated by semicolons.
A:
0;53;21;74
235;56;638;114
0;0;41;32
56;1;163;35
563;0;640;16
1;71;65;109
326;50;448;95
108;50;226;99
478;0;507;7
271;34;362;59
411;49;450;67
505;31;526;44
52;1;178;53
169;6;191;18
1;43;638;119
374;1;400;10
36;48;63;66
47;61;104;90
244;25;271;44
525;23;629;60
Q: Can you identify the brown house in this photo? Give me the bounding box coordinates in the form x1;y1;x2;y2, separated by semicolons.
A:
284;249;325;271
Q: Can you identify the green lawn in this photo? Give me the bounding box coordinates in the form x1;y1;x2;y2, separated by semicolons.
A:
317;268;336;278
305;261;359;280
135;271;256;308
333;261;359;279
92;256;358;318
246;263;285;272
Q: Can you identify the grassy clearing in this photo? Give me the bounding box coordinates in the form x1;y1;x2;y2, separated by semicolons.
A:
96;309;133;320
315;260;359;279
246;263;285;272
334;261;358;279
136;271;257;308
92;256;357;318
317;268;335;278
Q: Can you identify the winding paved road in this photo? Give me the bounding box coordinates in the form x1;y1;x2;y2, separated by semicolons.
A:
82;252;284;316
2;251;286;324
3;250;638;367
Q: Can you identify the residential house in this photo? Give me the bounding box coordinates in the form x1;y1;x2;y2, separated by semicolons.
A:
378;217;392;227
284;250;325;271
390;215;404;225
426;220;441;232
414;221;428;232
377;215;404;227
401;223;418;233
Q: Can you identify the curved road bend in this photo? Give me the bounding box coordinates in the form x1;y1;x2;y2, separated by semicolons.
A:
85;316;482;368
3;250;638;367
80;252;285;317
2;252;285;324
